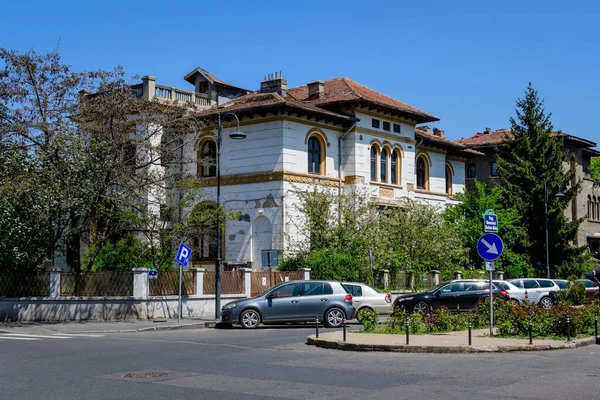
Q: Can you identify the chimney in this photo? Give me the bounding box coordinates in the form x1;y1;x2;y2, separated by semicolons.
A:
418;125;430;135
484;127;492;134
307;80;325;99
260;71;287;96
433;127;446;139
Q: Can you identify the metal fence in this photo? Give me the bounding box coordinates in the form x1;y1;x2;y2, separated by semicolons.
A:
0;272;51;297
60;271;133;296
149;270;194;296
250;271;304;296
203;270;244;295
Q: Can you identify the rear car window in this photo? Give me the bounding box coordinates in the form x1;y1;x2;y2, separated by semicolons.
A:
554;280;568;289
523;280;539;289
464;282;489;291
302;282;324;296
441;283;463;293
510;280;523;288
323;283;333;295
342;284;363;297
537;280;555;288
496;282;510;290
582;280;596;288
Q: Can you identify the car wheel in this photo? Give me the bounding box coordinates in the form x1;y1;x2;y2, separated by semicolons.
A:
324;308;345;328
539;296;553;310
413;301;429;315
511;298;520;305
356;307;374;323
239;309;261;329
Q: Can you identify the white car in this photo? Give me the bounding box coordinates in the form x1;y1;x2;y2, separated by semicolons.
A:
493;280;525;304
342;282;393;320
507;278;560;309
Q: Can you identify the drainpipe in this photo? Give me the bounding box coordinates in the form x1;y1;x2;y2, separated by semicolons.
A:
338;123;357;221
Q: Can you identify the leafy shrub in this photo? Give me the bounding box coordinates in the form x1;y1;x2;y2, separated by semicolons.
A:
358;308;379;332
84;235;158;271
567;282;586;306
278;248;366;282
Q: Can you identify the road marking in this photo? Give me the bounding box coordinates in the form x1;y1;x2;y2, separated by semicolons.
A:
60;333;100;337
0;336;38;341
2;333;71;339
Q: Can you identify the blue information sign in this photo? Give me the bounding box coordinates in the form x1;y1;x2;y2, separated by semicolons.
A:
476;233;504;261
175;243;192;267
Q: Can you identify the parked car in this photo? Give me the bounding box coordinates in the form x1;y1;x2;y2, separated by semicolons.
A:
507;278;560;309
342;282;393;320
492;280;525;304
577;279;600;300
393;280;509;314
220;280;356;329
553;279;569;290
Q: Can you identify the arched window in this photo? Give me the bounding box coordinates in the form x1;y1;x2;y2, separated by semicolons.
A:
593;196;597;221
416;155;428;190
380;148;388;183
190;203;218;263
198;140;217;177
445;165;453;196
370;145;379;182
391;150;400;185
589;196;593;220
307;136;322;174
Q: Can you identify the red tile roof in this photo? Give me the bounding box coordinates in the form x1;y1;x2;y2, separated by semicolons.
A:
194;91;357;122
457;129;598;149
287;77;439;123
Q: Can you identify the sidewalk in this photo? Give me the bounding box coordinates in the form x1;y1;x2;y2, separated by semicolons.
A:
307;329;598;353
0;318;216;335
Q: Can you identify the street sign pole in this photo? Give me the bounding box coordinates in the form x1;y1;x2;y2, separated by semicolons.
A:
368;248;374;287
178;263;183;324
175;243;192;324
489;269;493;336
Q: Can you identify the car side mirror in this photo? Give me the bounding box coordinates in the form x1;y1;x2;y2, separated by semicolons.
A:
267;292;278;299
435;291;441;297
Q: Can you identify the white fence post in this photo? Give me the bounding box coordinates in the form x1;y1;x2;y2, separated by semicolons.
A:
430;270;440;286
454;271;462;280
241;268;252;297
132;268;149;298
192;268;205;295
49;268;61;298
381;269;389;290
299;268;311;280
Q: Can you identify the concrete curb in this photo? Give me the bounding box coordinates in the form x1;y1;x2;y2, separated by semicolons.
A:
57;322;212;334
306;335;597;353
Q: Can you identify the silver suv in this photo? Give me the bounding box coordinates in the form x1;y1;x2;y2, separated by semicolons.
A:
508;278;560;309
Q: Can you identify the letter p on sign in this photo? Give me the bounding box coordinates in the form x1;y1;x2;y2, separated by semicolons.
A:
176;243;192;267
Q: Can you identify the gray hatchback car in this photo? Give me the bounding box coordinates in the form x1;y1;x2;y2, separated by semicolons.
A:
220;280;356;329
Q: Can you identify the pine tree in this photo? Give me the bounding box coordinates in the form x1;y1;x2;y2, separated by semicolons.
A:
496;84;585;278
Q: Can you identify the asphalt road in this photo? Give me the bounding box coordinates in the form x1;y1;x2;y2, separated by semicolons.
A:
1;324;599;400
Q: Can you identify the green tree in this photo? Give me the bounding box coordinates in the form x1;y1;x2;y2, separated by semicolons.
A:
495;84;585;277
0;47;203;272
590;157;600;185
444;181;532;278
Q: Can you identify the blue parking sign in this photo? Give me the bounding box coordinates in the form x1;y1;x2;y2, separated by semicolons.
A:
175;243;192;267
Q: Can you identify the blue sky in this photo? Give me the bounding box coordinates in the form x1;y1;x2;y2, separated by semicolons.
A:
2;0;599;143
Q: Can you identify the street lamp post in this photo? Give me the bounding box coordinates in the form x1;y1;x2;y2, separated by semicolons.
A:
544;181;565;279
215;112;246;320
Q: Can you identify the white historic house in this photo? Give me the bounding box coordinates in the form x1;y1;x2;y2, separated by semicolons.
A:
137;68;475;270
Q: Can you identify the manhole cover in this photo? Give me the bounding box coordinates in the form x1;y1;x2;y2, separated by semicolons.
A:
122;372;170;379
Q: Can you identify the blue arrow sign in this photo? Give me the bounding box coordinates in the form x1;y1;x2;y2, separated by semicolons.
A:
175;243;192;267
477;233;504;261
